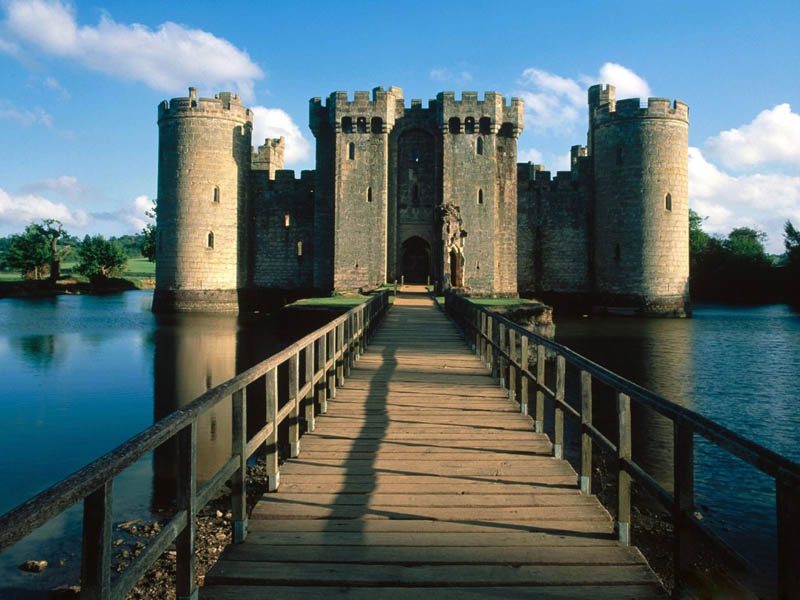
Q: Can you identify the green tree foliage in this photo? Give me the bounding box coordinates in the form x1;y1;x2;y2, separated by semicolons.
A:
141;199;156;262
77;235;127;281
785;220;800;302
3;221;73;280
39;219;71;282
690;215;781;302
689;209;710;275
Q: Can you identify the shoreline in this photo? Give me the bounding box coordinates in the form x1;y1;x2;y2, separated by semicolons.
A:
0;278;154;299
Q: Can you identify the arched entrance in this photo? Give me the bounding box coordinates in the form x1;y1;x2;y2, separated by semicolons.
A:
401;237;431;284
449;249;464;287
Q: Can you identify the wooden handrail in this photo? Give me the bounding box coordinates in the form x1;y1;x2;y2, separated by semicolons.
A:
0;290;390;600
444;290;800;599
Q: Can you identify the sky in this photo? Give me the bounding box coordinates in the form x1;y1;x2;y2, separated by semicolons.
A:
0;0;799;252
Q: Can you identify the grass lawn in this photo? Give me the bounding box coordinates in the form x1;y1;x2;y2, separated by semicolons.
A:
291;296;370;308
436;296;540;307
0;257;155;286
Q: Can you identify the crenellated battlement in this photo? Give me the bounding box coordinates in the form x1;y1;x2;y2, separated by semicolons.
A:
265;169;315;185
252;137;286;177
593;95;689;124
309;86;404;135
435;91;523;136
158;87;252;123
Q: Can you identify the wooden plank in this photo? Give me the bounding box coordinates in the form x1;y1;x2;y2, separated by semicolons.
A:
255;492;597;507
250;504;611;521
202;584;666;599
247;519;615;535
205;561;660;586
219;544;647;565
237;530;618;547
276;482;577;495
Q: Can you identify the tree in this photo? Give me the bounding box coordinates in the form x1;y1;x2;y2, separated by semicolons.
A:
77;235;127;281
785;220;800;301
4;224;52;279
39;219;71;282
141;199;157;262
689;209;710;275
724;227;771;265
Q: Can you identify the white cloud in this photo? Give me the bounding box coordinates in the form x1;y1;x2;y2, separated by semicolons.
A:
430;67;473;83
0;187;89;228
585;63;651;102
251;106;311;165
0;35;21;57
20;175;90;198
705;104;800;169
90;194;154;232
518;148;544;164
516;62;651;133
0;99;52;126
43;75;69;99
4;0;263;100
689;147;800;252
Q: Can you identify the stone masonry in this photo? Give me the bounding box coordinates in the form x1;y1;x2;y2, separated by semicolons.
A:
155;83;690;316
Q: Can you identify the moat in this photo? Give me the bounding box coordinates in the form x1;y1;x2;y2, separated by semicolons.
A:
0;291;797;595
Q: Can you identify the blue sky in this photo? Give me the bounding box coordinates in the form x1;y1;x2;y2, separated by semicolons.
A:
0;0;799;252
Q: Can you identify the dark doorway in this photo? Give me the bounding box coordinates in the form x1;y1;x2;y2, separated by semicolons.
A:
401;237;431;284
450;249;463;287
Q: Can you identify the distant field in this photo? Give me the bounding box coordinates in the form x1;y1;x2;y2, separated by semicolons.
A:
0;257;155;285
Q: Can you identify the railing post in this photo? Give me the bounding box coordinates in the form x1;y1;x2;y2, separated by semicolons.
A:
266;368;280;491
473;305;480;354
349;314;357;370
498;322;506;387
520;336;529;416
231;389;247;543
358;308;366;357
534;344;545;433
487;316;495;375
318;334;328;414
176;421;197;600
343;318;351;378
304;342;315;432
336;323;344;387
777;478;800;599
580;370;592;495
479;311;487;364
673;420;695;592
617;392;632;546
508;328;517;403
554;355;565;460
327;329;336;400
80;481;112;600
289;352;300;458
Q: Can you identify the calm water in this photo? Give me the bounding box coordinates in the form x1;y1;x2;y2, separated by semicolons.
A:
0;291;334;596
554;304;800;577
0;294;797;594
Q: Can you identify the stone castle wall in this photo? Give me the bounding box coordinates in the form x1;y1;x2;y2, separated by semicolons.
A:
591;88;690;315
518;165;592;295
154;84;689;317
154;88;252;312
250;170;315;289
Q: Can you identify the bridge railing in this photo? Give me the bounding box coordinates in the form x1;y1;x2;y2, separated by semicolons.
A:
445;290;800;599
0;290;390;600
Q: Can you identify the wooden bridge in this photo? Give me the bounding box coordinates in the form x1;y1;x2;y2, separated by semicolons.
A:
201;286;664;598
1;285;798;599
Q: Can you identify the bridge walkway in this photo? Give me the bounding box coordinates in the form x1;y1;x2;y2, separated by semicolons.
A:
201;286;664;598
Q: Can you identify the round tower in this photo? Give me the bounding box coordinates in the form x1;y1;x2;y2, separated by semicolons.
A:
590;86;690;316
153;87;252;312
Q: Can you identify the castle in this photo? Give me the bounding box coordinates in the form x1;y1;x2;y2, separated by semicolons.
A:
153;84;689;316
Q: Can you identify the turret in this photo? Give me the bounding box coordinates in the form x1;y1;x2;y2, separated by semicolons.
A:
308;87;403;291
590;89;690;316
154;87;252;312
436;92;523;296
